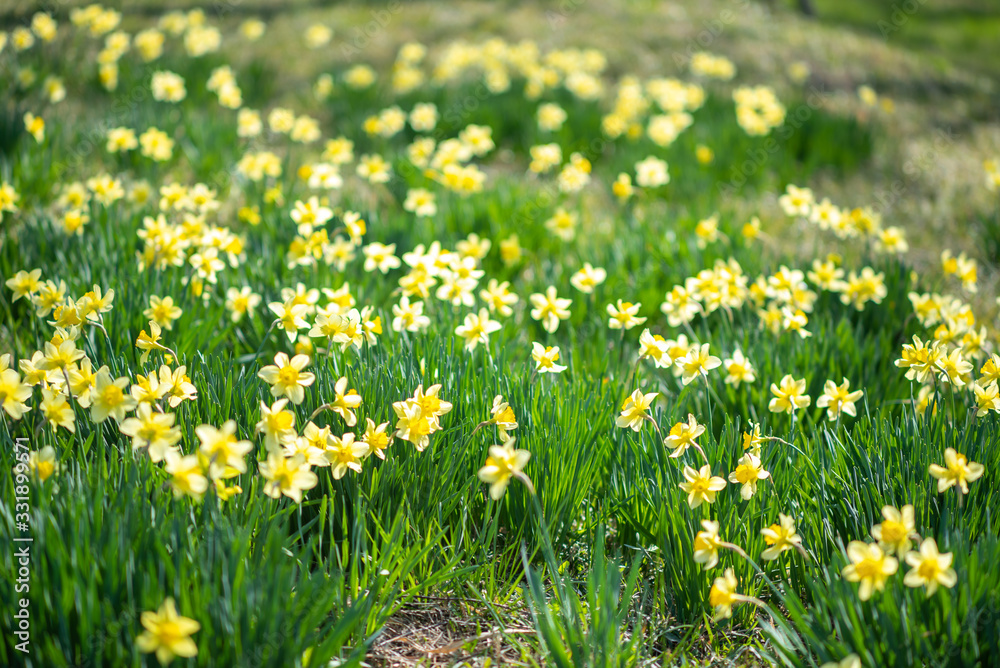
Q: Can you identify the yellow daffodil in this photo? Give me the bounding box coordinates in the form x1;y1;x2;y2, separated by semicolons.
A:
120;403;182;462
0;357;33;420
728;453;769;499
28;446;58;482
768;374;810;414
709;567;748;620
164;451;209;501
488;395;518;441
40;388;75;432
136;598;200;665
973;381;1000;417
722;350;756;386
6;269;42;301
903;538;957;596
607;300;646;330
477;437;532;500
39;338;85;371
678;343;721;386
816;378;864;421
259;453;318;503
742;424;765;457
679;464;727;508
136;321;169;365
894;335;942;384
531;342;567;374
269;300;310;342
842;541;898;600
929;448;984;494
528;286;572;333
393;398;433;451
760;514;804;561
638;329;671;369
569;263;607;294
455;308;502;351
870;505;916;555
330;376;363;426
616;389;657;431
91;368;137;423
258;352;315;405
360;418;393;460
196;421;252;478
144;295;183;330
324;432;370;479
693;520;724;570
255;399;297;454
665;414;705;458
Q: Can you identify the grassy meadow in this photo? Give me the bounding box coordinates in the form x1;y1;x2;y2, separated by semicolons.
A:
1;1;999;667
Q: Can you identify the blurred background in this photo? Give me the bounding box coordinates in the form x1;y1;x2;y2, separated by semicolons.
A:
2;0;999;284
1;0;999;78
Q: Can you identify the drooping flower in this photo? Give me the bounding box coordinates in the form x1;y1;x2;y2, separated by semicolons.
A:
39;388;75;432
477;437;531;500
255;399;297;454
678;343;721;386
760;514;803;561
488;395;518;441
665;414;705;458
638;329;671;369
708;567;746;620
728;453;770;500
0;357;32;421
693;520;724;570
616;389;657;431
768;374;811;414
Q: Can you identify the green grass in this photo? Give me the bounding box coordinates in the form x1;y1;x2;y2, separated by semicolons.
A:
1;4;998;667
813;0;1000;77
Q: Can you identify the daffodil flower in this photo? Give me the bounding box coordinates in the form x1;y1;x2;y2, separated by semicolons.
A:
136;598;200;665
903;538;957;596
477;437;532;500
